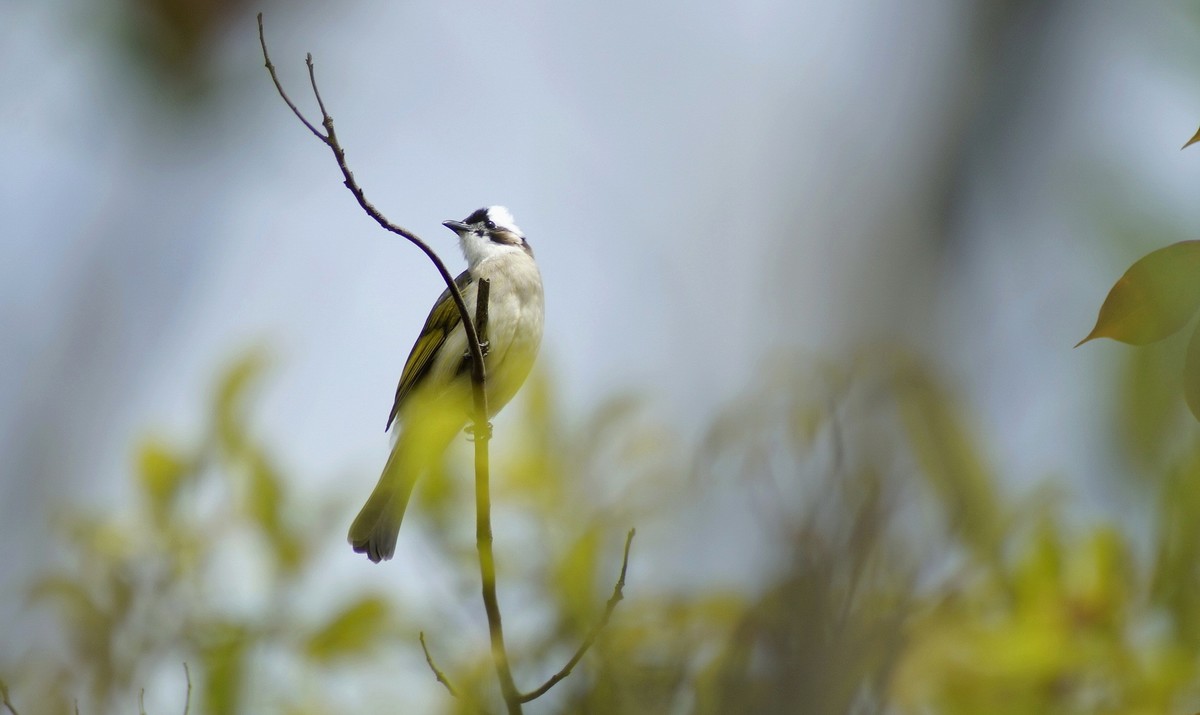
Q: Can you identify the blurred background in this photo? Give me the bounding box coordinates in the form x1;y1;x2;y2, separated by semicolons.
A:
4;0;1200;712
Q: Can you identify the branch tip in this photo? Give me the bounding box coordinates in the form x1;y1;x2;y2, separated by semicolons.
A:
256;11;483;367
420;632;459;697
519;528;637;703
182;662;192;715
260;17;506;707
256;13;326;141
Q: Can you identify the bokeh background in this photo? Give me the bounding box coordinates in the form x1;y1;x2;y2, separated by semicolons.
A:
4;0;1200;712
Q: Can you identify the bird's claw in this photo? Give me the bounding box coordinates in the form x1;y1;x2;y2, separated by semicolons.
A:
465;421;494;441
464;340;490;360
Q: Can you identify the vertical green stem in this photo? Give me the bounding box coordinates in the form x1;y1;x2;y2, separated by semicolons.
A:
470;279;522;714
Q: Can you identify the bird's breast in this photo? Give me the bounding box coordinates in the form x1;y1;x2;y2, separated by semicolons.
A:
472;258;544;414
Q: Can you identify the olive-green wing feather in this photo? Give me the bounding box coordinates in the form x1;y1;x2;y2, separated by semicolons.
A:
386;271;474;431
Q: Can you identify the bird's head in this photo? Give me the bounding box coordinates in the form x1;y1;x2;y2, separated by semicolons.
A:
443;206;532;267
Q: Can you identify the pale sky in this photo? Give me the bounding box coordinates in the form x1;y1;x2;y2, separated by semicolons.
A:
3;0;1200;709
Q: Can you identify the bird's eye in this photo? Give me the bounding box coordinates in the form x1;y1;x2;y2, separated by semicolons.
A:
484;220;496;230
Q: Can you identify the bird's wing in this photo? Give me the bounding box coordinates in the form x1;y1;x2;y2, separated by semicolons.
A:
386;270;474;431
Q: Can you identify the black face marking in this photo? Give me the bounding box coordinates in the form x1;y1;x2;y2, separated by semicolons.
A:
464;207;489;225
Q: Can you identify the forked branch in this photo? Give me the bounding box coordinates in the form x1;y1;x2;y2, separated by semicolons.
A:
257;15;634;711
520;528;636;702
255;13;487;386
257;13;514;710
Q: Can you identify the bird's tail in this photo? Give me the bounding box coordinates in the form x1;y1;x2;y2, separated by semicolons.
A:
347;441;417;563
348;398;467;563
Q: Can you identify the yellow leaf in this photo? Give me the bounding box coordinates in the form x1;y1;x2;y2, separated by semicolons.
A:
136;438;188;514
1184;126;1200;149
1185;319;1200;422
1077;241;1200;346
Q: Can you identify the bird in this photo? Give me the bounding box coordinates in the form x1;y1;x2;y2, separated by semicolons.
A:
348;206;545;563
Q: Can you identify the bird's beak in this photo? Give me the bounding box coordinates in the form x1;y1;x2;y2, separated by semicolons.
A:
442;219;470;235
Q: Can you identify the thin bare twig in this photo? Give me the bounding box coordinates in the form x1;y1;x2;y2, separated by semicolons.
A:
138;688;147;715
306;54;331;123
419;632;459;697
0;678;19;715
257;14;517;711
519;529;636;702
258;25;322;140
255;13;487;388
182;663;192;715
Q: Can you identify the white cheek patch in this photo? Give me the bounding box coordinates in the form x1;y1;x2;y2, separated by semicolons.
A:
459;232;493;266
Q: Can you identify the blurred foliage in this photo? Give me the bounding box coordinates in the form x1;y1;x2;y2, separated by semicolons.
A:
3;353;401;714
4;348;1200;713
102;0;260;103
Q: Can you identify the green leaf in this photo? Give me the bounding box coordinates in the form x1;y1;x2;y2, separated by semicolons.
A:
1185;319;1200;422
1077;241;1200;346
305;596;390;661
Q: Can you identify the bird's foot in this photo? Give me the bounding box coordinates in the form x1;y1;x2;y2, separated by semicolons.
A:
465;421;494;441
463;340;490;360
